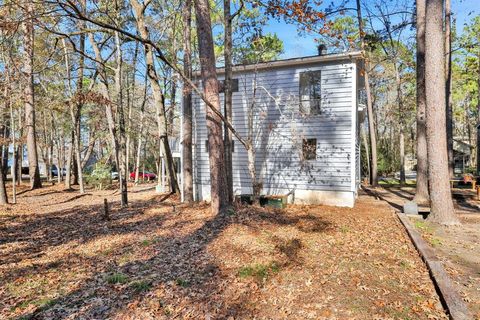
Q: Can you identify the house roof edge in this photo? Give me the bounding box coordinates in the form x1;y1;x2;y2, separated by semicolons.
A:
193;51;363;77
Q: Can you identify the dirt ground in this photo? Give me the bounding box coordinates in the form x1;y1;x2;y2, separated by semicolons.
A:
1;183;448;319
370;186;480;319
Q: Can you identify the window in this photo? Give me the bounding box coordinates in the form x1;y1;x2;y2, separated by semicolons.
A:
218;78;239;93
302;138;317;160
299;71;322;115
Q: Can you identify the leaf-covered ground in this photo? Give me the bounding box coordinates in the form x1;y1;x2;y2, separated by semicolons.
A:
372;186;480;319
1;184;447;319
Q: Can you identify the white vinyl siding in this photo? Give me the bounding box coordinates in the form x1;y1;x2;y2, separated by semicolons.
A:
192;60;356;200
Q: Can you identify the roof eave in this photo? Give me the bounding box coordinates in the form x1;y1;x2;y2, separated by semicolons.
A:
193;51;364;77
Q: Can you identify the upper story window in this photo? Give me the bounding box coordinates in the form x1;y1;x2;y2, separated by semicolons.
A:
218;78;239;93
299;70;322;115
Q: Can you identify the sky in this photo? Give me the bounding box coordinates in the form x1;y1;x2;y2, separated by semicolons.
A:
262;0;479;59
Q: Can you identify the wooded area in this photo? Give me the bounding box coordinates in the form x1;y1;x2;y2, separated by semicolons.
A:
0;0;479;220
1;0;480;318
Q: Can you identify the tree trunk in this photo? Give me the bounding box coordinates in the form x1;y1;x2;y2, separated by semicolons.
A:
445;0;454;177
195;0;230;214
182;0;194;202
10;103;17;203
393;63;406;185
88;33;123;202
414;0;430;204
71;42;85;192
399;130;405;184
356;0;378;186
361;125;371;181
115;30;128;206
223;0;234;203
130;0;179;194
125;43;138;178
65;133;73;188
71;142;79;185
425;0;459;225
135;74;148;184
0;158;7;204
22;0;42;189
476;50;480;175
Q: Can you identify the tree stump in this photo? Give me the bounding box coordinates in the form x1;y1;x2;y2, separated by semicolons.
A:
103;198;110;221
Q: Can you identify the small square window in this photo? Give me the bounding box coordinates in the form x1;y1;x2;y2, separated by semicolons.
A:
299;71;322;115
218;79;239;93
303;138;317;160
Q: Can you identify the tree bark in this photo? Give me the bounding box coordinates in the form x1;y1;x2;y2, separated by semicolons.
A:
115;29;128;206
135;73;147;184
0;157;7;204
425;0;459;225
72;12;86;193
393;63;406;185
10;102;17;203
399;130;405;184
223;0;234;203
445;0;454;177
414;0;430;204
130;0;179;194
361;125;371;182
22;0;42;189
476;50;480;176
182;0;194;202
126;43;139;178
65;134;73;188
195;0;230;214
356;0;378;186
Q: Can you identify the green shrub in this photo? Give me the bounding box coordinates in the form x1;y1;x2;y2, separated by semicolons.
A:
85;164;112;190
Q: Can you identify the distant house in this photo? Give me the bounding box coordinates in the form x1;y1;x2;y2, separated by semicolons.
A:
453;138;473;174
185;51;365;207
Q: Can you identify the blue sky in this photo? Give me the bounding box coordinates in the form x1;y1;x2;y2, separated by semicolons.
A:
262;0;479;59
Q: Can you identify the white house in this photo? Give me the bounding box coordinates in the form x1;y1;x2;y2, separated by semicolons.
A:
186;51;365;207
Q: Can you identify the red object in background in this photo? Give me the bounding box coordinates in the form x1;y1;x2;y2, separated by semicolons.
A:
130;171;157;181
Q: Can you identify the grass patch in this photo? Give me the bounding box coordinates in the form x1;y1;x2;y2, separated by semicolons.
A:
130;280;152;292
413;220;432;233
238;261;281;282
429;237;442;247
14;297;57;313
106;273;128;284
340;226;350;233
399;260;411;269
140;239;153;247
34;297;57;310
175;278;190;288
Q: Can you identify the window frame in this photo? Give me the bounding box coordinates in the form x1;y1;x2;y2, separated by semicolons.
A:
299;70;322;115
302;138;317;160
218;78;239;93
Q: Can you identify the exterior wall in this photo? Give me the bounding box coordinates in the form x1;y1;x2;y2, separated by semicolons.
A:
191;59;358;207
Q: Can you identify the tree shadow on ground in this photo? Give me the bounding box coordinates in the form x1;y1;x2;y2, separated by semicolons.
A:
0;194;170;266
4;198;333;319
452;193;480;213
361;187;403;211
